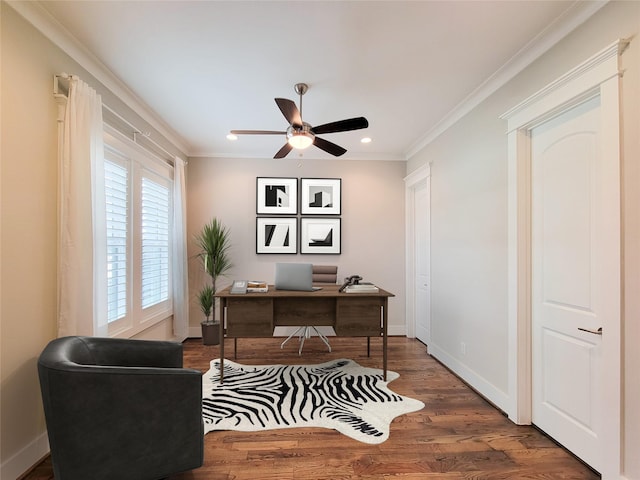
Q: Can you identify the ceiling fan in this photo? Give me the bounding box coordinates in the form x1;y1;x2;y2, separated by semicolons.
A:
230;83;369;159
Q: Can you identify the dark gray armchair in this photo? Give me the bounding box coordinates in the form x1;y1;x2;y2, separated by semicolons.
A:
37;336;203;480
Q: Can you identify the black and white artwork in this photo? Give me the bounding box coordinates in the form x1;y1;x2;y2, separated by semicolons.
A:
256;217;297;254
301;178;341;215
256;177;298;215
301;218;341;254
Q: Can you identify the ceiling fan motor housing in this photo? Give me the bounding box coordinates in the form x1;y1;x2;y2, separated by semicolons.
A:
286;122;313;138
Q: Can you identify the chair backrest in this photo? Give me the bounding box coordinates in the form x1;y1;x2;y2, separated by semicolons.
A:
312;265;338;284
38;335;183;370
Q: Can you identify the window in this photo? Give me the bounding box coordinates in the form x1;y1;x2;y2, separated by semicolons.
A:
104;133;173;337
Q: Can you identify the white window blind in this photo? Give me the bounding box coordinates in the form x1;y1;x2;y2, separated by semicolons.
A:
141;176;170;309
105;159;128;322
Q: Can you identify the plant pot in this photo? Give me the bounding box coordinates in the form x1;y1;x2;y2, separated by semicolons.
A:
201;321;220;345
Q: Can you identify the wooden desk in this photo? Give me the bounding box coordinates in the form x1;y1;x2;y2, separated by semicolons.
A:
216;284;394;382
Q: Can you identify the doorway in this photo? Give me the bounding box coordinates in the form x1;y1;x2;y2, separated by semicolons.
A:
404;165;431;345
503;40;626;477
530;95;609;472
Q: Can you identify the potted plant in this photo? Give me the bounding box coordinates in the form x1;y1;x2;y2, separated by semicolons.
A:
195;218;232;345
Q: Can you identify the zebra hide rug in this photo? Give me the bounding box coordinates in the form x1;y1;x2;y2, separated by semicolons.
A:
202;358;424;444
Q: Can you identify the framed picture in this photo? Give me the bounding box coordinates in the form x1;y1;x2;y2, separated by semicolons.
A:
256;217;297;254
301;178;341;215
300;218;341;254
256;177;298;215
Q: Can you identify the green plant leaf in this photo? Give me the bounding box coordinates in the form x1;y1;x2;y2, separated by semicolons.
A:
194;218;233;294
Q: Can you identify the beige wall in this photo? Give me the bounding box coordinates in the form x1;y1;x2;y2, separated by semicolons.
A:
2;4;66;476
620;9;640;477
186;156;407;336
407;1;640;477
0;4;183;477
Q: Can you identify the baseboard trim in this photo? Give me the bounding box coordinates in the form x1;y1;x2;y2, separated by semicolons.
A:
2;432;49;480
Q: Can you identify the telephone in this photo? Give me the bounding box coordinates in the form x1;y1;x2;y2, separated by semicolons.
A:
339;275;363;292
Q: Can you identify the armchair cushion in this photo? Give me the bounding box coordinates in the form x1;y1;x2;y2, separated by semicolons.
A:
38;336;203;480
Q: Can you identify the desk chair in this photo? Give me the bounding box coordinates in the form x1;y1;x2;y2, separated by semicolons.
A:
280;265;337;355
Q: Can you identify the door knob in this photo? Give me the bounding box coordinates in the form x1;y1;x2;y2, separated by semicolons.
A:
578;327;602;335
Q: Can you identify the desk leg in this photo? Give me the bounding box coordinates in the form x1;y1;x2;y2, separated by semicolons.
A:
382;300;388;381
219;299;226;384
367;337;370;357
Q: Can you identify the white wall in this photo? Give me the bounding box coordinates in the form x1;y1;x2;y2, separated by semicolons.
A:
407;1;640;477
186;156;407;336
422;108;509;398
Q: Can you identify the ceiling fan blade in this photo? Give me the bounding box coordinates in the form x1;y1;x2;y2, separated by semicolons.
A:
311;117;369;135
275;98;303;127
274;143;293;159
230;130;286;135
313;137;347;157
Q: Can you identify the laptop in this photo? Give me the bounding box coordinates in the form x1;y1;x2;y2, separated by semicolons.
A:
274;263;322;291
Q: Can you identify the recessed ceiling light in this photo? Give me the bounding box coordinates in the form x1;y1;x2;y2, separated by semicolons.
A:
227;133;238;141
361;137;372;144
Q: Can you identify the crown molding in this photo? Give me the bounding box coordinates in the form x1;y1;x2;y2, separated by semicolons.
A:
190;151;406;162
6;0;190;155
405;0;609;160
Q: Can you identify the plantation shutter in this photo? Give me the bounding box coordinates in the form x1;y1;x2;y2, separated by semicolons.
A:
141;176;170;309
105;159;128;322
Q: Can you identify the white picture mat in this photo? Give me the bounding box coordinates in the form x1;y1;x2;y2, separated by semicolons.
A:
300;218;341;254
256;217;297;254
301;178;341;215
257;177;298;215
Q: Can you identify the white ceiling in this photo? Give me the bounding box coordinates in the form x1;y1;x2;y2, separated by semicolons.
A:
34;0;603;161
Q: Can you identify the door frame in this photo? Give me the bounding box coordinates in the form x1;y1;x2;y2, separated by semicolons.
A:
501;39;627;478
404;163;431;340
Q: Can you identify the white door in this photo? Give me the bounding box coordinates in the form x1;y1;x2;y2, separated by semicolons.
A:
414;178;430;345
531;95;617;472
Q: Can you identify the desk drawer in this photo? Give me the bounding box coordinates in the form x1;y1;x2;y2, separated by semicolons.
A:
274;297;335;326
335;298;382;336
225;298;273;337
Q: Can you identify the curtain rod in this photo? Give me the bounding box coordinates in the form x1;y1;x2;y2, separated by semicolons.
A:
53;73;180;165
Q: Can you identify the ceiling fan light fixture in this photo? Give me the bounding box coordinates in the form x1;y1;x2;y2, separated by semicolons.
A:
286;123;314;150
288;132;314;149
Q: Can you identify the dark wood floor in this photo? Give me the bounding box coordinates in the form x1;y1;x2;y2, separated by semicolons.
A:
24;336;598;480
